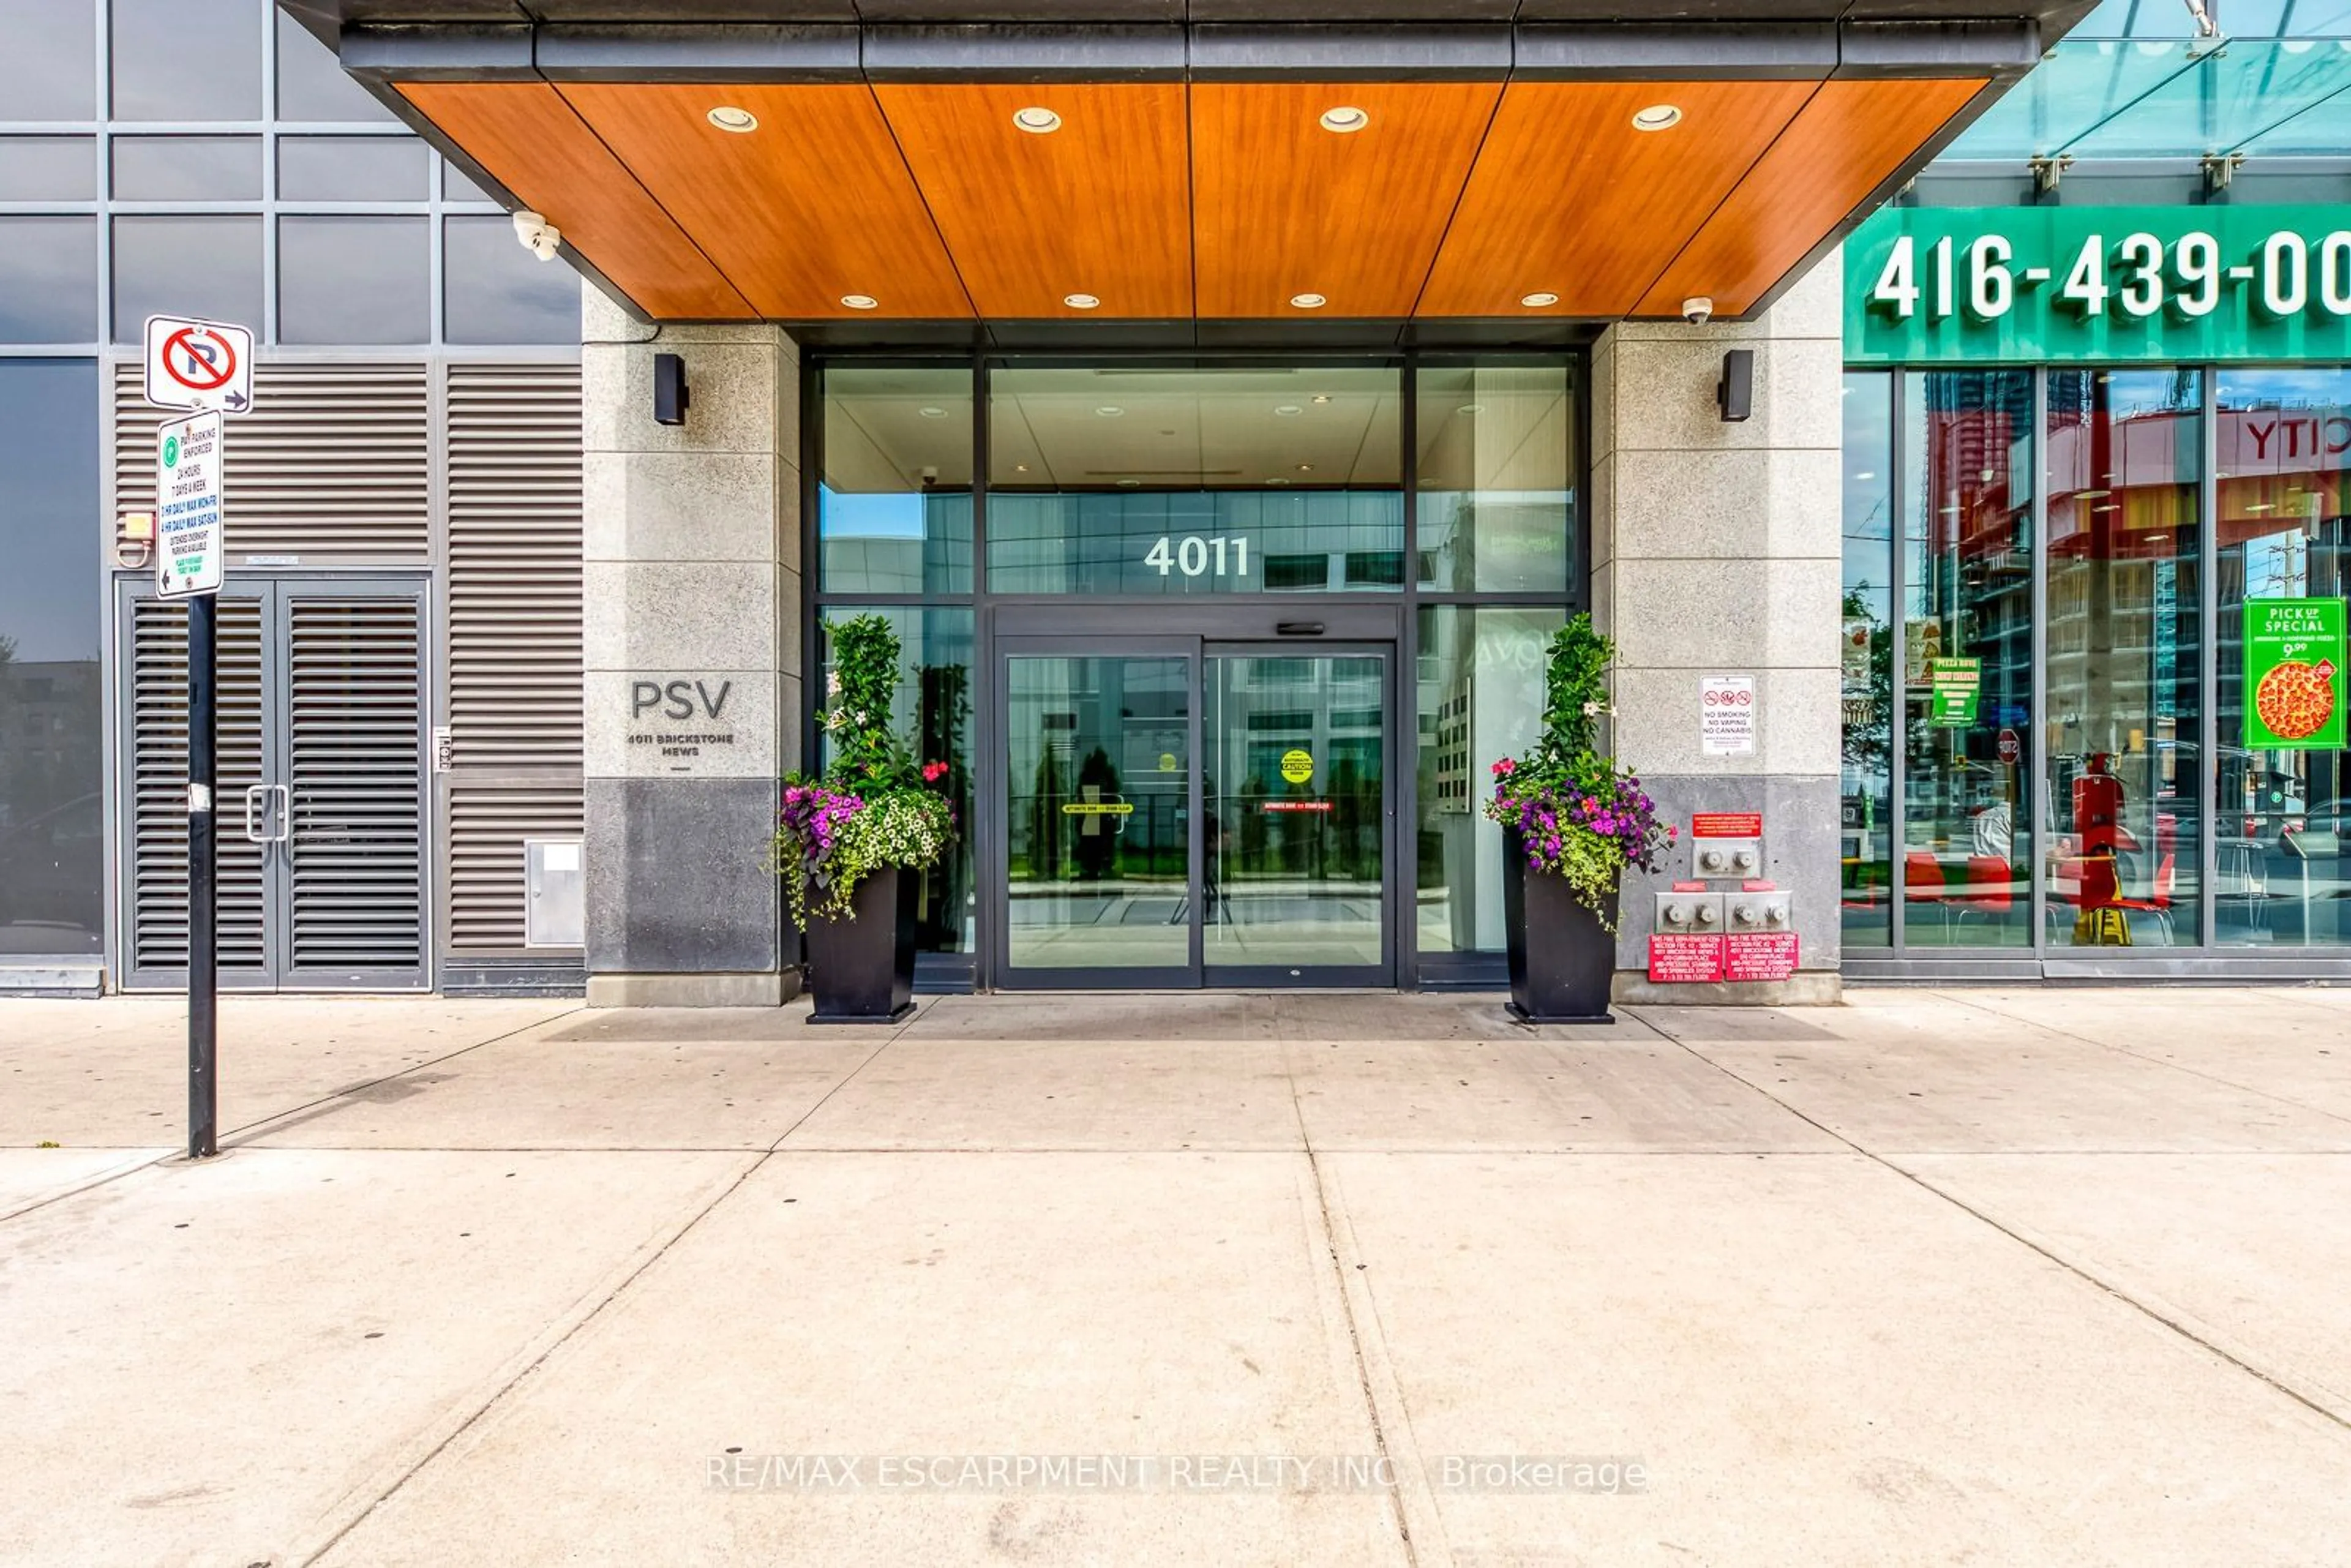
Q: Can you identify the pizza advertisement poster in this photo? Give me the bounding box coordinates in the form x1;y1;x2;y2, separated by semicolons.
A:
2244;598;2349;751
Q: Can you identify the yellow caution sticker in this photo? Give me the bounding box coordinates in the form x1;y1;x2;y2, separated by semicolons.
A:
1280;748;1313;784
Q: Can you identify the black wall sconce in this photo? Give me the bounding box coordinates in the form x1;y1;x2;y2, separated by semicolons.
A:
654;352;690;426
1717;349;1753;423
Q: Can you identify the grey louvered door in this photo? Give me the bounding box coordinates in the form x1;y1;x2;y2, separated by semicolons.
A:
118;577;428;991
282;583;427;988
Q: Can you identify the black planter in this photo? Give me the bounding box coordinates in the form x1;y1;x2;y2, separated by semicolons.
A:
802;863;918;1024
1501;830;1619;1025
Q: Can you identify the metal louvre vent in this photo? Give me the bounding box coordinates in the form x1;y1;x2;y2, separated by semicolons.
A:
446;363;583;767
286;596;425;976
111;362;430;560
126;597;268;980
444;362;586;955
449;786;585;951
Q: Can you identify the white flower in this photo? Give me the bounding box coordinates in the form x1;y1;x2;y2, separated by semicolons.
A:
1582;700;1603;717
826;672;842;697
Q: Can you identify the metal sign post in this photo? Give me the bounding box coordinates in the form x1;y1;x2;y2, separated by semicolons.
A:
149;320;246;1161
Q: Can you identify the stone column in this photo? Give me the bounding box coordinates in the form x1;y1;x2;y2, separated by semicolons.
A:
1590;256;1844;1004
580;285;801;1007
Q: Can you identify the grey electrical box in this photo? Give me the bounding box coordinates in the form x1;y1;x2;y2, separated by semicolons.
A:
524;838;584;948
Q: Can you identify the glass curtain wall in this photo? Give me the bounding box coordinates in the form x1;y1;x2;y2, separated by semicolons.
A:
2045;370;2203;947
2216;367;2351;947
1846;360;2351;962
1903;370;2036;947
811;356;1580;984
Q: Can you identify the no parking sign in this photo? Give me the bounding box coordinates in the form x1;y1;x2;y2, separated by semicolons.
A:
143;315;254;417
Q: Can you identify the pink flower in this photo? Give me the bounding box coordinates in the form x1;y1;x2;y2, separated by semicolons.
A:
922;760;949;783
1491;759;1516;777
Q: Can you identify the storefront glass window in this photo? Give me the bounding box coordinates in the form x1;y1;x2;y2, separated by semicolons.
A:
1414;606;1567;958
1842;373;1895;947
1414;363;1575;593
819;367;975;596
1902;370;2034;947
111;0;262;124
817;608;975;957
0;361;103;956
987;366;1403;595
2216;367;2351;948
2045;370;2203;948
0;0;96;122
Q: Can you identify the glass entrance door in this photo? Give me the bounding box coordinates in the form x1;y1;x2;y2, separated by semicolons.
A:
996;639;1392;988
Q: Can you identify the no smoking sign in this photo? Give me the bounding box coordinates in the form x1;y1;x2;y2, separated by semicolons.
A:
143;314;254;417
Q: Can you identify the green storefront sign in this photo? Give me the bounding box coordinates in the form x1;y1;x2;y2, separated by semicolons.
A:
1847;204;2351;364
2243;598;2347;751
1928;656;1980;727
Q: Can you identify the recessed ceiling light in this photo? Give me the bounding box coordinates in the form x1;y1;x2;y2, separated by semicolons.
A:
1852;470;1877;481
1520;291;1561;308
1013;106;1062;134
1116;478;1141;487
1311;394;1331;404
1319;105;1369;133
1265;476;1291;486
1273;404;1303;416
1632;104;1683;132
1289;293;1327;310
1296;463;1313;472
1457;403;1485;415
707;105;758;133
2077;488;2110;498
1014;463;1030;473
918;406;948;419
1063;293;1100;310
1095;405;1124;418
841;294;879;310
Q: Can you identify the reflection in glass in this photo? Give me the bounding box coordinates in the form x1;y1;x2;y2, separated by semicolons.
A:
818;609;974;956
1415;607;1565;956
0;0;95;121
442;216;582;345
0;361;103;955
1415;363;1575;593
112;137;264;201
2045;370;2203;947
278;216;429;343
0;219;99;343
1842;373;1895;947
819;367;973;595
111;216;264;343
0;138;97;202
988;367;1403;595
1903;371;2034;947
279;137;430;201
2217;367;2351;947
113;0;262;122
1005;656;1191;972
1205;655;1385;971
274;11;394;123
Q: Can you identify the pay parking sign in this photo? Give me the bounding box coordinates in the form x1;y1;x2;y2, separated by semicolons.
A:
157;411;224;599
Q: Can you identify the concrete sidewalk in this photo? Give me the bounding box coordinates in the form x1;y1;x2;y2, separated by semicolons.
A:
2;988;2348;1566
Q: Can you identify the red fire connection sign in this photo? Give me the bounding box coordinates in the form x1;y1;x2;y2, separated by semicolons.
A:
1648;934;1726;983
1725;932;1799;982
1691;812;1764;838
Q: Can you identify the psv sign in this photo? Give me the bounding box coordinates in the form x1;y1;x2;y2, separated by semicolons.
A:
157;411;225;599
144;315;254;416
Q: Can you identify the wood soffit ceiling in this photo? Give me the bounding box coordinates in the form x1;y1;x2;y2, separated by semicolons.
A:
396;75;1990;324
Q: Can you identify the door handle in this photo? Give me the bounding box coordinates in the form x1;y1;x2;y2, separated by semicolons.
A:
243;785;269;843
269;784;291;844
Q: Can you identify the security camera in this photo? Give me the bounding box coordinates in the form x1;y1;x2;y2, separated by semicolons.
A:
512;209;561;263
1681;296;1714;326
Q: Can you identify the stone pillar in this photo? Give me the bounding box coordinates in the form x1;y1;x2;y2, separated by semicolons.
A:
1590;256;1843;1004
580;285;801;1007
